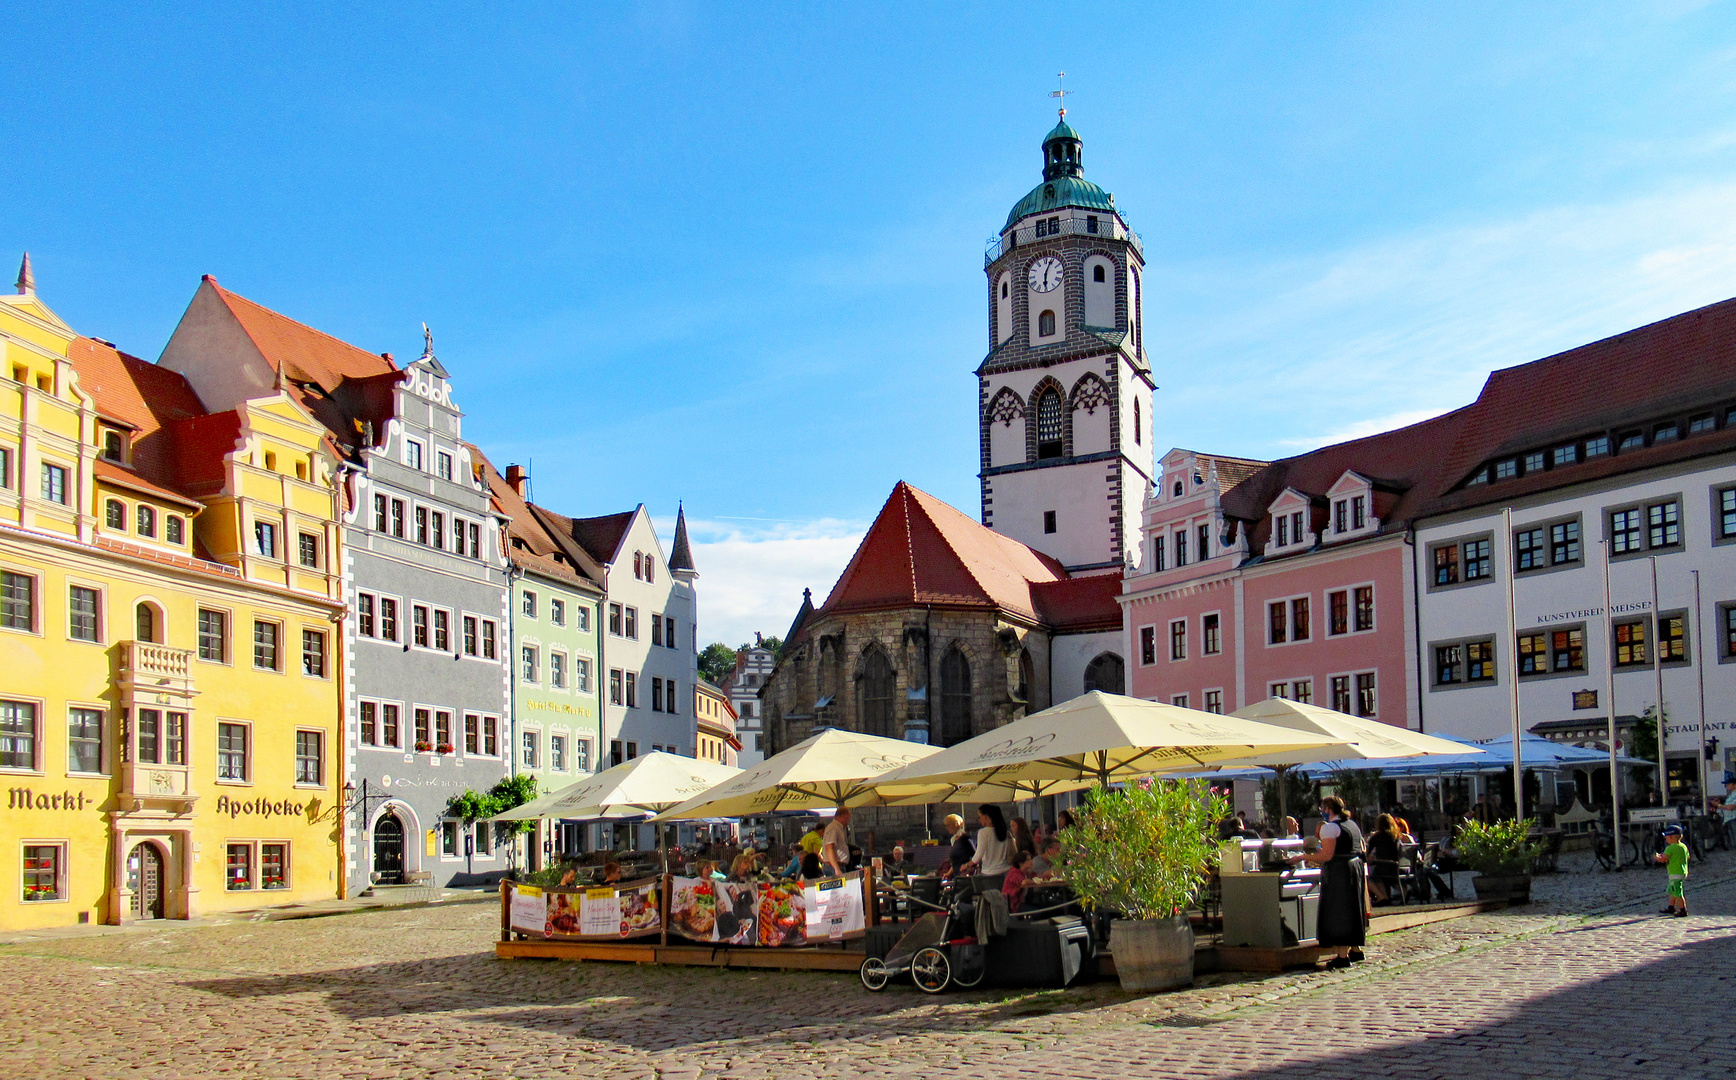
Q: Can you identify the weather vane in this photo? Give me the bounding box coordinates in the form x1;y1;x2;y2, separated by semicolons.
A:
1049;71;1072;119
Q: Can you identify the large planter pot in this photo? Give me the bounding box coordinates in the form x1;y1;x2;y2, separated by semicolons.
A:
1110;914;1195;992
1472;873;1531;904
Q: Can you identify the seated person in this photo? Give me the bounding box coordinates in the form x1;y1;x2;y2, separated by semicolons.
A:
799;852;825;881
729;851;761;881
1002;850;1034;912
1030;838;1062;877
1364;814;1404;905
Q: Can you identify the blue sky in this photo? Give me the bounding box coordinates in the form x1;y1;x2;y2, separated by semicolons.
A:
8;4;1736;645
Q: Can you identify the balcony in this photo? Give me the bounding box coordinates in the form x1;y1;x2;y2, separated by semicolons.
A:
985;213;1144;267
119;641;197;700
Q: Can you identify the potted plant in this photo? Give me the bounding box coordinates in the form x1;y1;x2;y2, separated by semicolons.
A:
1456;817;1544;903
1059;778;1226;992
436;742;455;755
415;740;433;753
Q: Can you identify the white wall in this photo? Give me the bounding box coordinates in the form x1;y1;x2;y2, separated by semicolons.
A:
995;272;1013;345
1052;629;1125;701
602;510;699;758
1083;255;1116;329
990;465;1111;568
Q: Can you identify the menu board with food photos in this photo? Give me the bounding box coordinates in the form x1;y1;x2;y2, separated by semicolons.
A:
513;878;663;941
669;872;866;947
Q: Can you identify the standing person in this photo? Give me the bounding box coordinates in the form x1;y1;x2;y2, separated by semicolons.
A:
1289;795;1366;968
942;814;975;878
1656;824;1690;917
800;821;825;857
820;806;852;876
1009;816;1038;858
964;804;1017;890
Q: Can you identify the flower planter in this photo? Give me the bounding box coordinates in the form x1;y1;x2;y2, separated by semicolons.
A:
1110;914;1196;991
1472;873;1531;904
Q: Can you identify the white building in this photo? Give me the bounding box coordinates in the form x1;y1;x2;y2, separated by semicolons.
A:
1413;297;1736;805
722;639;777;767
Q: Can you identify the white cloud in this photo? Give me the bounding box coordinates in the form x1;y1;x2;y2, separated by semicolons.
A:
655;516;868;649
1276;408;1456;451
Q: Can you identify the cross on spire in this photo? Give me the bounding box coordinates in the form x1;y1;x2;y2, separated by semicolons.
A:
1049;71;1072;119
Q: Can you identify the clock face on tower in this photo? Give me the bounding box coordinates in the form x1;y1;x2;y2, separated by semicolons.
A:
1027;256;1063;293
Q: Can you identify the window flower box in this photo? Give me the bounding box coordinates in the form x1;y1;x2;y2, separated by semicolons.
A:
415;740;433;752
436;743;455;755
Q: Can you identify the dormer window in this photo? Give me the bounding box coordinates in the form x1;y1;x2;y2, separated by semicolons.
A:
1352;496;1366;530
1172;481;1183;497
101;431;125;462
1523;451;1545;473
1276;515;1289;546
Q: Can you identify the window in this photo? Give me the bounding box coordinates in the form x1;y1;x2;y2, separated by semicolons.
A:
1515;527;1545;570
1436;644;1463;685
469;523;481;559
253;520;277;558
1691;413;1717;435
624;607;637;639
462;615;477;655
106;499;125;529
435;711;452;749
481;619;496;659
1463;539;1490;580
1331;676;1351;713
134;602;156;644
433;610;449;652
522;731;540;769
1203;689;1222;714
652;677;665;712
1517;632;1547;674
1356;673;1377;717
1655;421;1679;443
40;462;67;504
227;844;252;890
261;844;288;890
1552;445;1578;467
68;707;104;773
404;440;423;471
1268;601;1286;644
302;628;326;677
666;681;679;715
1660;613;1688;663
68;586;99;642
664;618;678;649
1435;641;1495;686
412;605;429;648
1174;530;1188;567
522;590;537;617
1334;500;1347;534
575;657;592;693
551;651;566;689
452;517;464;554
609;603;622;636
22;844;63;902
651;613;663;646
633;551;642;579
1152;536;1165;571
437;451;453;480
1354;586;1373;633
1291;512;1305;545
380;598;398;642
1140;626;1156;665
1495;459;1518;480
374;493;388;531
0;701;36;769
361;701;378;746
1043;511;1056;534
1292;597;1310;641
611;669;623;704
1202;613;1221;655
1523;451;1545;474
484;716;498;756
1551;627;1585;672
1611;508;1642;554
356;595;375;638
1171;694;1188;708
1614;619;1648;666
473;824;492;856
136;505;155;538
1648;501;1681;549
1035;388;1064;458
0;447;8;489
574;605;590;632
550;599;565;627
253;621;280;670
382;704;400;748
295;731;323;785
1329;590;1348;636
610;740;624;767
625;672;638;709
1038;310;1057;337
2;572;34;631
462;713;479;754
1291;679;1312;704
217;722;248;781
1550;519;1580;565
1585;435;1610;458
298;532;319;568
522;646;538;683
391;499;405;538
441;822;459;856
415;506;428;545
1352;496;1366;530
644;558;654;584
1721;488;1736;540
166;516;183;544
1170;619;1187;661
1433;544;1459;586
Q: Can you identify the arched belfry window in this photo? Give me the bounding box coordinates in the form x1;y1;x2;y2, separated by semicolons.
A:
938;647;972;747
1093;265;1105;282
1036;389;1064;459
858;648;896;739
1038;309;1056;337
1084;653;1125;696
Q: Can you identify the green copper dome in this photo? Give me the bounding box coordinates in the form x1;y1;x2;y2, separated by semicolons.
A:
1002;116;1114;230
1045;118;1080;143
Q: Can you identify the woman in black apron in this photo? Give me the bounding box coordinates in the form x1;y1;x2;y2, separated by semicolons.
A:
1288;795;1366;969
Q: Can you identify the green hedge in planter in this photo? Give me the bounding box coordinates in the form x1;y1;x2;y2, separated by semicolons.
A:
1058;779;1227;920
1455;816;1544;877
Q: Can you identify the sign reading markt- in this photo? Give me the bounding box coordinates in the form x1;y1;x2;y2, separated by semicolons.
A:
8;788;94;811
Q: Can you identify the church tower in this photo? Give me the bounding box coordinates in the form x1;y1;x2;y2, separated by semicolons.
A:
978;115;1155;574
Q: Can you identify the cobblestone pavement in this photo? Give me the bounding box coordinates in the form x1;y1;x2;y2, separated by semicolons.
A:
3;848;1733;1079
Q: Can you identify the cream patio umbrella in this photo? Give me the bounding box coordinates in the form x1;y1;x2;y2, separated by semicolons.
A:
652;728;946;820
491;751;743;821
867;691;1341;803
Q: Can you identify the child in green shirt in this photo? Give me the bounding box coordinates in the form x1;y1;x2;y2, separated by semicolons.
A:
1655;825;1689;917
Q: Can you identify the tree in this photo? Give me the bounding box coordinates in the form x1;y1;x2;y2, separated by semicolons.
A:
447;774;539;870
1325;768;1385;822
755;635;784;660
698;641;738;684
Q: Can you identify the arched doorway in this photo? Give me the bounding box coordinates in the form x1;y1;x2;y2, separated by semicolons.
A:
373;812;406;884
938;646;972;747
127;842;165;920
1084;652;1125;695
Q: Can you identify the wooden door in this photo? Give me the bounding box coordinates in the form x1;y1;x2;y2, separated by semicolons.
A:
129;843;165;920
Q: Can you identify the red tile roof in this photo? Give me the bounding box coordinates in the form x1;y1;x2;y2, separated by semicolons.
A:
67;337;207;502
817;482;1070;624
169;411;244;493
472;445;606;589
565;509;638;567
205;278;395;389
1031;574;1123;632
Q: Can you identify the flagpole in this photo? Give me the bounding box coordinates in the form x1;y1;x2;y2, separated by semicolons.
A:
1651;556;1667;805
1502;508;1523;818
1693;569;1709;804
1602;537;1620;870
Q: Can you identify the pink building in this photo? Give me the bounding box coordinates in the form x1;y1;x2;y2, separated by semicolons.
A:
1121;413;1466;728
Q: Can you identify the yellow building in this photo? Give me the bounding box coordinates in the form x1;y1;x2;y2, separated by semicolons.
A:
694;679;739;767
0;258;346;928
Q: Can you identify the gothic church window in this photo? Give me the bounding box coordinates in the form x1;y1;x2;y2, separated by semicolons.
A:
857;648;896;739
1036;389;1064;459
938;647;972;747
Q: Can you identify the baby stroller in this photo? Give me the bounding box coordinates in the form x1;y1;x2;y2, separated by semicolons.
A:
859;886;984;993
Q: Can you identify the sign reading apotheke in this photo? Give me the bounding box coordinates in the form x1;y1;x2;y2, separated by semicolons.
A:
215;794;309;819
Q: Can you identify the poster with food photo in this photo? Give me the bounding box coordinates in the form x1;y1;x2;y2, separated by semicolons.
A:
670;878;761;944
756;882;809;946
